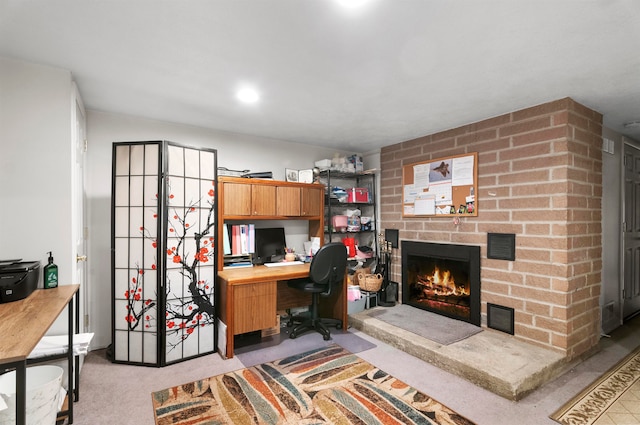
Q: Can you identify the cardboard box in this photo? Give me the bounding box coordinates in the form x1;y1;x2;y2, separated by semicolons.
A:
347;188;369;203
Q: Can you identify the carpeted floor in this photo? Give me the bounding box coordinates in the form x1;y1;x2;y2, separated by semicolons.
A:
550;345;640;424
151;344;475;424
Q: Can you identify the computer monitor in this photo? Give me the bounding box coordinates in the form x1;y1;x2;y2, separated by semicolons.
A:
254;227;287;264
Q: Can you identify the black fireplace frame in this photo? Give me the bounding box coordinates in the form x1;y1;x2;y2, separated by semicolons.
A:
401;240;481;326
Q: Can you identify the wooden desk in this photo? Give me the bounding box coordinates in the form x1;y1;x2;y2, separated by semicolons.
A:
0;285;79;425
217;264;347;358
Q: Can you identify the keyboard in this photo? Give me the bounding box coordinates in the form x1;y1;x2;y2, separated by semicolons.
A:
263;261;304;267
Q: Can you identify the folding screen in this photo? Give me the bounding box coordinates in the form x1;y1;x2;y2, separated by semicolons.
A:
111;141;218;366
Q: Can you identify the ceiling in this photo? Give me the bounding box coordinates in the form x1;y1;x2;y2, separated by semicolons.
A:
1;0;639;152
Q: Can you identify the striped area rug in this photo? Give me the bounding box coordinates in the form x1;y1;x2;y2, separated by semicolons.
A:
152;344;475;424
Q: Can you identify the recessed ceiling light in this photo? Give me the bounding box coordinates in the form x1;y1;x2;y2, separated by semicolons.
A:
335;0;369;8
623;120;640;129
236;87;259;104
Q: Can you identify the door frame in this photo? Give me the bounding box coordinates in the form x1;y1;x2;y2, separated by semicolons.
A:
72;82;88;333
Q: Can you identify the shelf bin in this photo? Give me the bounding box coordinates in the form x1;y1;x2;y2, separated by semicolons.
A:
0;365;63;425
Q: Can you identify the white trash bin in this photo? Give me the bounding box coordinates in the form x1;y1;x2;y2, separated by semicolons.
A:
0;365;63;425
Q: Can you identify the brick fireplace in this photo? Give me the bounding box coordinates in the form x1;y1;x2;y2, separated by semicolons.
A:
380;97;603;361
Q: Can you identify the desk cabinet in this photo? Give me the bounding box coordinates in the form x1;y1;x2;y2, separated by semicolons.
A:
233;281;277;334
218;264;346;359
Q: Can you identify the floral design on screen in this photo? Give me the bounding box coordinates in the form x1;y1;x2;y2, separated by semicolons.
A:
126;179;216;351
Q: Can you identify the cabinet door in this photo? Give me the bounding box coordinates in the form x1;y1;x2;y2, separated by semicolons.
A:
223;182;252;215
276;186;301;216
233;281;277;334
252;184;276;215
301;186;322;216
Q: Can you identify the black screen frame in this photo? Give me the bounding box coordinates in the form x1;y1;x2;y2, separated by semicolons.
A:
254;227;287;263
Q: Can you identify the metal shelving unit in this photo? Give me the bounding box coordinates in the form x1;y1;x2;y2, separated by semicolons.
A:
318;170;377;267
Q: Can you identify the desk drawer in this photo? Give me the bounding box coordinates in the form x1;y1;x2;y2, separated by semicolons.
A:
233;281;277;334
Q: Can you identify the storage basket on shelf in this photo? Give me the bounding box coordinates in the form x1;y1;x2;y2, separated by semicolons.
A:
357;273;383;292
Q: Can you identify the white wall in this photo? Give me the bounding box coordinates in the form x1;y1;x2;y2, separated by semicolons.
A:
86;110;363;348
601;128;623;334
0;57;74;270
0;57;75;335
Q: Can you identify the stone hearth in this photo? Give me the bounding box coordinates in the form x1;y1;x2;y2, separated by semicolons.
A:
350;306;584;401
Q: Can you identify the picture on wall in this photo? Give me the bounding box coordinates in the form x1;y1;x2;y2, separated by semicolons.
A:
285;168;298;182
285;168;314;183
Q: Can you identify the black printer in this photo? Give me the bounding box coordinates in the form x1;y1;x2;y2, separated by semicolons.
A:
0;259;40;303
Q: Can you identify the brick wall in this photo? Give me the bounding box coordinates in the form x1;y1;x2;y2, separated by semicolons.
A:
380;98;602;359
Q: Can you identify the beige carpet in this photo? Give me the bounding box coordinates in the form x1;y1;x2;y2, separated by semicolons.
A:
550;345;640;424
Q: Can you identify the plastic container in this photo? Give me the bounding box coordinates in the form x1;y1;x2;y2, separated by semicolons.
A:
332;215;348;232
347;188;369;203
347;285;365;314
0;365;63;425
342;237;356;257
314;159;332;169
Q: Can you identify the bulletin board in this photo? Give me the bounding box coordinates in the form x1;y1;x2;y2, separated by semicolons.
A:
402;152;478;217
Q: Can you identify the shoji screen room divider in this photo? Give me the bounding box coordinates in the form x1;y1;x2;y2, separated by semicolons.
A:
111;141;218;366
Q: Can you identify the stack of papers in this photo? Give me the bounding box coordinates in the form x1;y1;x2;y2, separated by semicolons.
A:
28;333;94;358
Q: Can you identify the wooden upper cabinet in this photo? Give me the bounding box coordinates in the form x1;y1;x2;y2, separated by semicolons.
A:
251;184;276;216
277;186;301;216
217;176;324;271
223;182;252;216
220;177;321;218
222;180;276;216
301;186;323;216
276;185;322;216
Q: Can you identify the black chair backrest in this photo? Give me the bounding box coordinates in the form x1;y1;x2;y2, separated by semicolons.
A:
309;243;348;296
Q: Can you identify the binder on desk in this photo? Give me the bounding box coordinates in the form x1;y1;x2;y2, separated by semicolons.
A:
248;224;255;254
231;224;255;255
232;225;241;255
223;224;231;255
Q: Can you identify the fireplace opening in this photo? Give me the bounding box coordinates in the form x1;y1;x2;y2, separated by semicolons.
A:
402;241;481;326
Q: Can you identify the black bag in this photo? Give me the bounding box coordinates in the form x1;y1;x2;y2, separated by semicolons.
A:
384;281;398;303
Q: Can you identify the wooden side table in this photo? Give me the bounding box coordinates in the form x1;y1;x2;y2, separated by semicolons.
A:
0;285;79;425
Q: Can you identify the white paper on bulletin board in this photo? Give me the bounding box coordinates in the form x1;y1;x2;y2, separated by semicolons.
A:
452;155;474;186
402;152;478;217
404;184;419;204
414;195;436;215
428;181;452;205
413;163;431;188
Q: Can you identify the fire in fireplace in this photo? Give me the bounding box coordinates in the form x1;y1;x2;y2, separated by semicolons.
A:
402;241;481;326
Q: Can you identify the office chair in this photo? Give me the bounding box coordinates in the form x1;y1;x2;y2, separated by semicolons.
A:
287;243;348;340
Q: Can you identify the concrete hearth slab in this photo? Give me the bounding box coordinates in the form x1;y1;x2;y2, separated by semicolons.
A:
349;306;574;401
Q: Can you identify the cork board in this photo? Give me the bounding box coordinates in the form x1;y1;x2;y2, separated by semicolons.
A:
402;152;478;217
